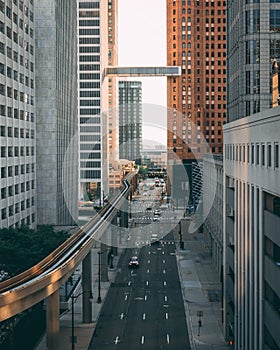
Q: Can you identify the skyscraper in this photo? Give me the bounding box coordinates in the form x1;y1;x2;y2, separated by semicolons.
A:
119;81;142;164
227;0;280;122
0;0;36;229
77;0;109;203
166;0;226;203
35;0;78;226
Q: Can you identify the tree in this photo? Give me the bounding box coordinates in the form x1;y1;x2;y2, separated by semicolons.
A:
138;165;148;180
0;225;69;277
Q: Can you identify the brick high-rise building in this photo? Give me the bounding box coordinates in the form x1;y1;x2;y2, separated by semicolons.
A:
166;0;226;204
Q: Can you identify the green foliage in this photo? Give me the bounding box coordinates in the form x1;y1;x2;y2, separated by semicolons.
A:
0;225;69;277
138;166;148;179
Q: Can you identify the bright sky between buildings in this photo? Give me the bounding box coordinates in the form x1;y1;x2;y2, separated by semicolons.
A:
118;0;167;146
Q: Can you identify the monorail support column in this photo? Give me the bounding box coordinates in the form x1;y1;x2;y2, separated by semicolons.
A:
100;243;109;282
82;251;92;323
111;214;118;256
46;289;60;350
120;197;129;229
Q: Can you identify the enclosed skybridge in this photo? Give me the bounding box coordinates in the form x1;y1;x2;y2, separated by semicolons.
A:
104;66;181;77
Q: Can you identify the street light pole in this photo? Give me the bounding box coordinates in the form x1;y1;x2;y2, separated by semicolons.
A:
97;249;107;303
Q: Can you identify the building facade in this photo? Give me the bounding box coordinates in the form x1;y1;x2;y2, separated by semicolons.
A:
35;0;78;226
166;0;226;203
77;0;109;203
119;80;142;164
224;108;280;350
0;0;36;229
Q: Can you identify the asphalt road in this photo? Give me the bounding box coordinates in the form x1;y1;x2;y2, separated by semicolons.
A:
88;232;191;350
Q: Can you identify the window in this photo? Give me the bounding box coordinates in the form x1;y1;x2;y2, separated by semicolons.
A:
262;144;265;166
270;10;280;31
268;144;272;167
275;143;279;168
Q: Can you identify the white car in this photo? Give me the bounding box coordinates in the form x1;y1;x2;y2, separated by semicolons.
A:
150;234;160;245
129;256;139;268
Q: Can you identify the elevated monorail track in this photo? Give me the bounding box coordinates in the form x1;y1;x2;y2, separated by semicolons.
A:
0;173;134;322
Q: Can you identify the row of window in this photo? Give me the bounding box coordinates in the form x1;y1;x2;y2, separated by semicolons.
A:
225;142;279;169
1;164;35;178
80;161;101;168
0;23;33;51
0;85;34;104
0;64;34;87
0;106;34;121
0;2;33;22
80;170;101;179
0;43;34;70
1;202;35;220
1;183;35;199
0;125;34;138
1;145;35;157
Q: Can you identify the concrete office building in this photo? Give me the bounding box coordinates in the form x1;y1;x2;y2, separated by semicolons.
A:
77;0;109;203
224;109;280;350
0;0;36;229
224;1;280;348
35;0;78;226
119;80;142;164
166;0;226;204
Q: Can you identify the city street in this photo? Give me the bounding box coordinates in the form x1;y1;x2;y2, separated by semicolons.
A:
88;233;191;349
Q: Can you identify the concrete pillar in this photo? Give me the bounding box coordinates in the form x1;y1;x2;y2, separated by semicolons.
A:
46;290;60;350
111;214;118;256
82;251;92;323
100;243;108;282
120;198;128;228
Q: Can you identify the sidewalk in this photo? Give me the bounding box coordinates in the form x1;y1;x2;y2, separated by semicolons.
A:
175;227;229;349
36;247;121;350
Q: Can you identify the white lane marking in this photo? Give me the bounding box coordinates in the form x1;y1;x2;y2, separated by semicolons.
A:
163;269;166;274
147;269;149;273
114;336;120;344
164;296;168;302
167;334;170;344
163;259;165;264
165;312;169;320
125;295;128;301
143;313;146;320
164;281;167;286
146;281;149;286
145;295;147;301
141;336;145;344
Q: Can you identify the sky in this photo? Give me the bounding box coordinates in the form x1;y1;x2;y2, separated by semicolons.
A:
118;0;167;146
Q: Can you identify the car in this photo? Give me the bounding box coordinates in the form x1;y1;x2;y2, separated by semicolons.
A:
150;234;160;245
154;209;161;216
153;216;160;222
128;256;139;267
